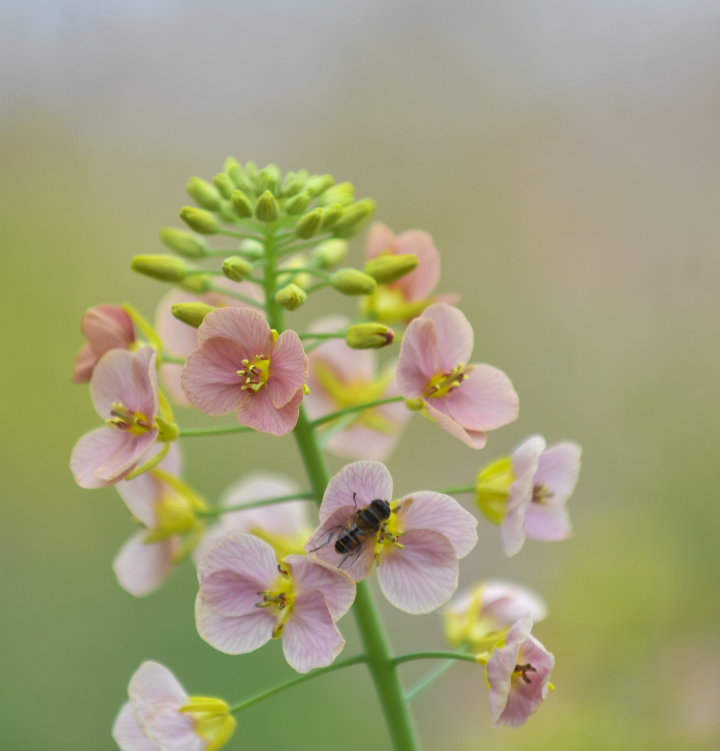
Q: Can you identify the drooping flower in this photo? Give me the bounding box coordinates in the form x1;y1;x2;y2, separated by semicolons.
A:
72;305;135;383
114;443;206;597
486;614;555;728
70;347;168;488
475;435;582;556
195;534;356;673
443;580;547;652
361;222;459;323
181;307;307;436
306;461;478;614
194;474;315;563
304;315;410;461
156;279;263;405
397;303;519;449
112;661;235;751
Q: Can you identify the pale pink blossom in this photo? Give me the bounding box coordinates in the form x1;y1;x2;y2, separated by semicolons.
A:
397;303;519;449
72;305;135;383
362;222;459;323
112;661;235;751
181;308;307;436
502;436;582;556
70;347;160;488
306;461;477;614
487;614;555;728
304;315;410;461
194;474;315;563
195;534;356;673
156;279;263;405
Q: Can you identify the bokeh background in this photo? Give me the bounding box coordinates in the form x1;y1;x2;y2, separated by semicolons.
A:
2;1;719;749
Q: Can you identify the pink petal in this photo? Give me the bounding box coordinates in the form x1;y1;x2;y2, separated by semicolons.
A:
265;330;307;408
396;491;478;558
534;441;582;507
319;461;393;523
70;427;133;489
113;532;176;597
439;364;519;431
394;229;440;301
144;703;204;751
305;506;378;583
487;614;532;725
159;363;188;406
195;593;277;654
285;555;356;621
197;533;279;588
197;307;271;354
128;661;187;726
365;221;399;259
181;337;246;416
481;581;548;627
199;569;271;617
423;401;488;449
71;345;98;384
90;347;157;420
235;387;302;436
82;305;134;354
523;505;572;541
377;529;458;614
421;304;473;372
95;430;157;483
282;590;346;673
112;703;157;751
397;318;440;397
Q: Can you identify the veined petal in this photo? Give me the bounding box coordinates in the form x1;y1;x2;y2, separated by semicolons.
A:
90;348;157;420
487;615;532;725
421;304;473;372
377;529;458;614
128;661;187;727
235;387;302;436
397;491;477;558
285;555;356;621
397;318;440;396
95;430;157;483
424;402;488;449
113;532;176;597
197;307;270;353
71;345;98;384
523;505;572;542
535;441;582;507
144;703;204;751
70;427;133;489
394;229;440;301
181;337;245;416
83;304;134;353
282;590;346;673
198;533;278;589
266;330;307;408
112;703;157;751
319;461;393;523
200;570;269;617
195;593;277;655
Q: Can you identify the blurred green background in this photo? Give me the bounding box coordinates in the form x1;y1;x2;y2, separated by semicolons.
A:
1;2;719;749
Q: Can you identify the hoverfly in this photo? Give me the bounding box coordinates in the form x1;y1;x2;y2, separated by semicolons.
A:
309;493;406;570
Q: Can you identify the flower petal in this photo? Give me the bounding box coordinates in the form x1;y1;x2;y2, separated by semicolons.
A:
377;529;458;613
128;661;187;726
144;703;204;751
71;345;98;384
319;461;393;523
523;505;573;542
266;330;307;408
70;427;132;489
423;401;488;449
197;533;278;589
534;441;582;507
113;532;176;597
90;347;157;419
82;305;134;354
481;581;548;627
235;387;302;436
395;229;441;301
197;307;270;353
397;318;440;397
281;590;346;673
397;491;478;558
285;555;356;621
366;221;398;259
421;304;473;371
112;703;157;751
94;430;157;483
195;593;277;654
181;337;245;416
200;570;271;617
487;614;532;725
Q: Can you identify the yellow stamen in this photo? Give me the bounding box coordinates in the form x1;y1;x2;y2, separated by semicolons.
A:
237;355;271;392
424;364;468;400
106;402;154;435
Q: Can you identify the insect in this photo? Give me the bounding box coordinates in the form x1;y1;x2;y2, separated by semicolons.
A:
309;493;406;570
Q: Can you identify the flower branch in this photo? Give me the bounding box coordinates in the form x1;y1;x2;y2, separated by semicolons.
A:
310;396;405;428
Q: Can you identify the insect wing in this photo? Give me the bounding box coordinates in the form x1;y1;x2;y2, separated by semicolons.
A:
307;512;358;552
337;533;375;571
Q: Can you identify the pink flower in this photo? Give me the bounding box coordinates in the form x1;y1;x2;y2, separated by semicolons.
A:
194;473;315;563
112;661;235;751
443;580;547;650
487;614;555;728
304;315;410;461
502;436;582;556
70;347;161;488
397;303;519;449
362;222;459;323
156;279;263;405
72;305;135;383
306;461;477;614
181;308;307;436
195;534;356;673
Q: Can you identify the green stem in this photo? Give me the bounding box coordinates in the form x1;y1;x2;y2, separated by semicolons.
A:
159;354;186;365
298;332;346;341
178;424;254;437
310;396;405;428
229;655;366;714
276;267;331;280
392;651;479;667
186;269;224;276
274;234;331;254
404;660;457;704
207;283;265;308
218;228;264;241
437;484;476;496
304;280;331;294
196;491;316;518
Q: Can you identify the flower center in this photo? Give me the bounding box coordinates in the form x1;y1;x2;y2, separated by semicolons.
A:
255;564;295;638
374;500;408;564
424;364;468;399
106;402;154;434
513;663;537;684
180;697;236;751
237;355;270;393
532;485;553;504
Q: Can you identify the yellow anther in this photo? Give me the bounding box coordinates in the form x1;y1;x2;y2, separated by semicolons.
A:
424;364;467;400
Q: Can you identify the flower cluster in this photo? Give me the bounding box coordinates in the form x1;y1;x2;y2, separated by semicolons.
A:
69;159;583;750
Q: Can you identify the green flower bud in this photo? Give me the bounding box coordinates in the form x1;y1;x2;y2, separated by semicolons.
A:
475;457;514;525
255;165;281;196
186;177;221;211
285;190;312;215
346;323;395;349
180;274;212;293
231;189;254;218
244;161;258;179
330;268;377;296
309;239;348;269
305;174;335;198
275;283;307;311
218;200;238;224
332;199;376;238
281;171;301;197
213;172;235;200
404;397;424;411
317;182;355;207
364;253;419;284
319;203;343;228
224;156;241;175
226;159;254;193
179;207;219;235
239;239;264;259
159;227;207;259
222;256;253;282
131;255;188;283
255;190;279;222
171;302;216;328
295;208;324;239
